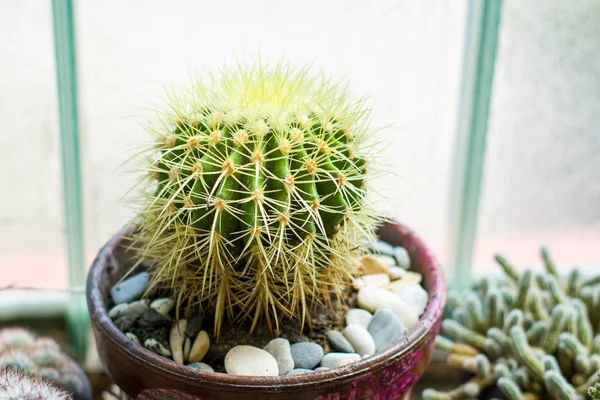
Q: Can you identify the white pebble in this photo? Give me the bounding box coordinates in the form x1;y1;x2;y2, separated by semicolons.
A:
393;247;411;269
396;284;428;316
184;337;191;362
225;345;279;376
320;353;361;369
357;286;419;329
352;273;390;290
263;338;294;375
375;255;396;267
150;298;175;315
387;266;406;280
345;308;372;329
383;272;423;293
169;319;187;365
144;338;171;357
343;325;375;356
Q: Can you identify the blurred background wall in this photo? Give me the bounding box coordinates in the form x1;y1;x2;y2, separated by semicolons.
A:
1;0;598;289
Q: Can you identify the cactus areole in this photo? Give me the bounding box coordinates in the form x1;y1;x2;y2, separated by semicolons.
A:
131;62;380;335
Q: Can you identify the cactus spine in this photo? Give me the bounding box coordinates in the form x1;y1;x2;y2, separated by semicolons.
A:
423;248;600;400
131;62;380;334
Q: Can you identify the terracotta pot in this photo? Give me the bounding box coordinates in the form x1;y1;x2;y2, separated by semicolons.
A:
87;221;446;400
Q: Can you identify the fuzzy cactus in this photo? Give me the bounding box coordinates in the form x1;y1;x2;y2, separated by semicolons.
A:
0;327;90;398
130;62;381;334
590;376;600;399
422;248;600;400
0;367;70;399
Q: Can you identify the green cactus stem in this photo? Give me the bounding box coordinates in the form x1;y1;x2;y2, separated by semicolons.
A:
544;370;581;400
435;336;480;357
442;320;487;350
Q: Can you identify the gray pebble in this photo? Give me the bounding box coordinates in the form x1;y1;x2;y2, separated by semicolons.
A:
187;362;214;372
367;240;395;256
110;272;149;304
185;315;204;338
326;331;354;353
138;309;171;329
263;338;294;375
108;303;129;319
114;315;138;332
286;369;313;375
109;300;148;319
393;247;411;269
290;342;324;370
367;309;406;351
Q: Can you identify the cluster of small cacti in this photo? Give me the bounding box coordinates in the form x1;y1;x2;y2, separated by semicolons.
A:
131;62;380;334
422;248;600;400
589;376;600;399
0;327;85;397
0;367;70;400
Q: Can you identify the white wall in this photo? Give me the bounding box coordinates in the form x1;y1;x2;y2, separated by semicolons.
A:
474;0;600;270
74;0;467;263
1;0;466;288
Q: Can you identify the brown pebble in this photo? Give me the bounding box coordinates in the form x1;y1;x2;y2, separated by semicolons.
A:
188;330;210;363
360;255;390;275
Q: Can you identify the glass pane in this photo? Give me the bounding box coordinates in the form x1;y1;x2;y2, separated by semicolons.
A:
474;0;600;274
75;1;468;266
0;1;67;290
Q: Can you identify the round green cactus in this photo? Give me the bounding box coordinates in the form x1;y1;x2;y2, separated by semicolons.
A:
132;62;380;334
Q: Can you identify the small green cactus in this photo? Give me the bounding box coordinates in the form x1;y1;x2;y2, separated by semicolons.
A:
423;248;600;400
130;61;381;334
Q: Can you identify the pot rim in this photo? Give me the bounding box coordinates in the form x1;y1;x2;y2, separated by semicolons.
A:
87;220;446;390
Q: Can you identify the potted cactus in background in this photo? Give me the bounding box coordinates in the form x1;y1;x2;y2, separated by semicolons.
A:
0;327;92;399
87;61;446;399
423;248;600;400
